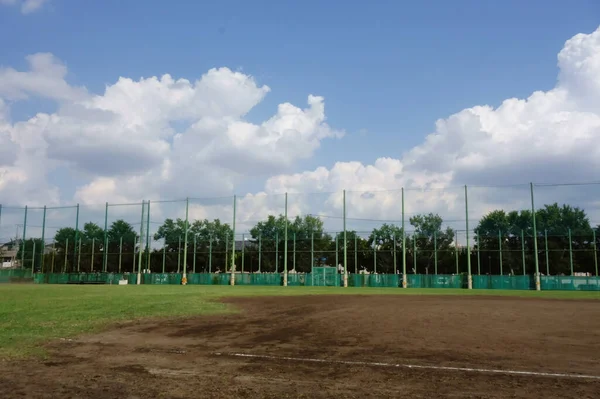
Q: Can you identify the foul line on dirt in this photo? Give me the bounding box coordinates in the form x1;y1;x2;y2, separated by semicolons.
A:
214;352;600;381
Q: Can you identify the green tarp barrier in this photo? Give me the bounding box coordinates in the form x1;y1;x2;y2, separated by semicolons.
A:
472;275;534;290
541;276;600;291
0;269;33;283
349;274;399;287
288;273;312;286
235;273;282;286
26;272;600;291
310;267;339;286
407;274;464;288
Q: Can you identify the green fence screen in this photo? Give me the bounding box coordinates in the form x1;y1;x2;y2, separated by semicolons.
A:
349;274;399;287
540;276;600;291
472;275;534;290
311;267;339;286
24;271;600;291
407;274;464;288
0;269;33;283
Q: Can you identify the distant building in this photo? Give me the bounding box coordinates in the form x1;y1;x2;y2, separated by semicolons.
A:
1;240;56;268
0;240;19;268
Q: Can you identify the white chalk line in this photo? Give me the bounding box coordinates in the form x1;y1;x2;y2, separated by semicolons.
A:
214;352;600;381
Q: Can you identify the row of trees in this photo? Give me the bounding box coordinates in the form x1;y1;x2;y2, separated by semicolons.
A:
15;203;600;276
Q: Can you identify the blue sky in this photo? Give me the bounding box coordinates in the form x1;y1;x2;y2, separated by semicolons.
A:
3;0;599;171
1;0;600;237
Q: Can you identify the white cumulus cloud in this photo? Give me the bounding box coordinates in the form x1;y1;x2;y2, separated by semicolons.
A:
260;26;600;231
2;27;600;239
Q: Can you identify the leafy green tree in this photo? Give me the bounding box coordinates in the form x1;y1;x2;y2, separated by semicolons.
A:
82;222;104;242
249;215;330;272
474;203;593;275
154;218;233;251
366;224;404;273
409;213;454;274
107;220;138;244
54;227;77;250
153;218;233;272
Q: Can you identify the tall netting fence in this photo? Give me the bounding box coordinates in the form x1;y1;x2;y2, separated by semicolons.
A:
6;181;600;290
533;183;600;279
288;191;343;285
186;196;235;275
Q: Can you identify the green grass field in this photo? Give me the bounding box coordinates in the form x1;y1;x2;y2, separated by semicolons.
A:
0;285;598;359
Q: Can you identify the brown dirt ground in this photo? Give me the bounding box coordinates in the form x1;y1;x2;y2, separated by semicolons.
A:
1;295;600;398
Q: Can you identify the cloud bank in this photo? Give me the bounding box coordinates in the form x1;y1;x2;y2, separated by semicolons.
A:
1;27;600;238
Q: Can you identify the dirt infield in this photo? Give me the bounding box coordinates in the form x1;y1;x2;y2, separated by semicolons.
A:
1;295;599;398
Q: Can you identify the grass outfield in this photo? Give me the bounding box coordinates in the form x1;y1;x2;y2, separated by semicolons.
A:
0;285;599;359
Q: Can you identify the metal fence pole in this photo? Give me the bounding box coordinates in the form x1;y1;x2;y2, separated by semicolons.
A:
230;195;236;285
137;201;145;285
162;239;166;273
343;189;347;287
414;234;417;274
393;235;397;275
293;232;296;272
275;231;279;273
530;182;541;290
311;232;314;274
568;228;574;276
592;229;598;277
74;204;79;272
182;198;189;284
283;193;288;286
373;235;376;274
40;206;46;273
498;230;503;275
209;237;213;273
465;185;472;288
77;237;81;272
454;231;458;275
258;234;262;273
146;200;151;273
434;230;438;275
521;229;526;275
193;235;197;273
63;238;69;273
21;205;27;269
103;202;108;272
91;238;95;272
545;229;549;275
402;187;407;288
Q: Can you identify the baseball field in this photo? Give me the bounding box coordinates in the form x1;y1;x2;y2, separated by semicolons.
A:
1;285;599;398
